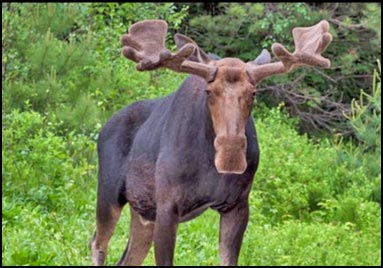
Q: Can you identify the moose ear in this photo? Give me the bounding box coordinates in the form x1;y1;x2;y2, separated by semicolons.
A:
248;49;271;66
174;33;212;64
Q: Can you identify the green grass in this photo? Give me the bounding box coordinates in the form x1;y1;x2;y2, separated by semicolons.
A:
2;108;381;266
2;197;380;266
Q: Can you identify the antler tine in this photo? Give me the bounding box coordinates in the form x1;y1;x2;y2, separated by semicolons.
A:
121;20;217;81
247;20;333;84
121;20;174;70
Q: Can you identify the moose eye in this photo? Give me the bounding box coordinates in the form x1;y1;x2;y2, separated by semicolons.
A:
248;91;256;99
246;91;256;106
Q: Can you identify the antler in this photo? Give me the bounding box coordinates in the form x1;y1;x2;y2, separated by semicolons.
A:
247;20;333;84
121;20;217;82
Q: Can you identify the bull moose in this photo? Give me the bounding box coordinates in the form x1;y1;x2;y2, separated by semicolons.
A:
90;19;332;266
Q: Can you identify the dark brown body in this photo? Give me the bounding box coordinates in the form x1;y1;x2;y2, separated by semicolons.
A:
91;75;259;265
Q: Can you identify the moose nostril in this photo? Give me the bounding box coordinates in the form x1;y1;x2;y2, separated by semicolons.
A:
214;136;248;175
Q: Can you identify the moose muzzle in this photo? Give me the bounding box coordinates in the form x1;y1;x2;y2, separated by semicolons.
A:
214;135;247;174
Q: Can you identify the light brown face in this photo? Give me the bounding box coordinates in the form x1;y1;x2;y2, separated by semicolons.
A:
206;58;256;174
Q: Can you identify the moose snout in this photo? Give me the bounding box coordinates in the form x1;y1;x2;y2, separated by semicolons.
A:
214;135;247;174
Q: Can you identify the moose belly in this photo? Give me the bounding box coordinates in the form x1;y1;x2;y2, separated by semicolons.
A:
179;202;215;222
129;199;213;223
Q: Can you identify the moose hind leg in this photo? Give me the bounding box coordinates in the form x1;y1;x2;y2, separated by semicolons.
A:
117;207;154;266
90;201;123;266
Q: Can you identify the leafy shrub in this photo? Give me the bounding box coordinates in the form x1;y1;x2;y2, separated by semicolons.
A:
250;105;379;229
2;110;97;199
2;110;98;265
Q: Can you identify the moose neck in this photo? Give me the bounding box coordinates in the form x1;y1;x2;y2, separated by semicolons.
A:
159;75;216;160
171;75;216;142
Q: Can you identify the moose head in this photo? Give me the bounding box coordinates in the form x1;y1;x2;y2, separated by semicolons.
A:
121;19;332;175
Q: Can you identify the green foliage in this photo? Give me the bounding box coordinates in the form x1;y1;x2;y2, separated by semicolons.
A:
188;3;314;60
184;3;381;136
2;110;97;198
2;3;381;266
346;61;381;152
340;61;381;203
2;3;187;135
2;110;97;265
251;105;379;227
241;219;380;266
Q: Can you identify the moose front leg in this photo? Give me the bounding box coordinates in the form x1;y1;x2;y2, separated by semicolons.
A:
154;201;179;266
219;199;249;266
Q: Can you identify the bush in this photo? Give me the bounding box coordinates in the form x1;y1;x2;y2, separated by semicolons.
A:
2;110;97;200
251;105;379;227
2;110;99;265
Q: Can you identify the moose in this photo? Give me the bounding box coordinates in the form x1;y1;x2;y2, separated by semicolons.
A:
90;19;332;266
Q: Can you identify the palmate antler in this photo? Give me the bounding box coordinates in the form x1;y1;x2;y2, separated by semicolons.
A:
121;20;332;85
247;20;333;84
121;20;217;82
